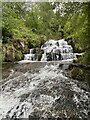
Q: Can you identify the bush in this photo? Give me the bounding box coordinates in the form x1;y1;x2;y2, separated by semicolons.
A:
15;50;23;61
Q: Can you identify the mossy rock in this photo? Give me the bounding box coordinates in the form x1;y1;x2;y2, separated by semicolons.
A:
70;68;85;80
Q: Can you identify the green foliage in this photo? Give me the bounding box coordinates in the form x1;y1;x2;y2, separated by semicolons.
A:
29;32;39;48
77;51;90;65
63;2;90;64
15;50;23;61
2;2;90;64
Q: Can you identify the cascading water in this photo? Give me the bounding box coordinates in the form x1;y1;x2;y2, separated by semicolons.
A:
24;49;35;61
41;39;76;61
23;39;76;62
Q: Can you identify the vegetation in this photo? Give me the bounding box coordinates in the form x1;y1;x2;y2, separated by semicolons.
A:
67;64;90;84
2;2;90;64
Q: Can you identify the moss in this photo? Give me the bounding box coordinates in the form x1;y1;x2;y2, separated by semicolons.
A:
70;68;85;80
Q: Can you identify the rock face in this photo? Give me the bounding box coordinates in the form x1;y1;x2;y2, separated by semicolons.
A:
3;39;29;62
41;39;76;61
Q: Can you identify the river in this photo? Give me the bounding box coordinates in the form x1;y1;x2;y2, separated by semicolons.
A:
0;61;90;119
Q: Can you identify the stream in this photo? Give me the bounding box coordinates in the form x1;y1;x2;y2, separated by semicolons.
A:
0;61;90;119
1;39;90;119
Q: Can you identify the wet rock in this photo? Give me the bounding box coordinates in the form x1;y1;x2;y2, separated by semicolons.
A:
16;106;19;109
20;93;30;102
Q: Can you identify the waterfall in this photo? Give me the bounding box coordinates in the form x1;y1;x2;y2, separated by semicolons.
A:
22;39;76;62
41;39;76;61
24;49;35;61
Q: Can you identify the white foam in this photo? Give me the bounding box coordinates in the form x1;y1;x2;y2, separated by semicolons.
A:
41;39;76;61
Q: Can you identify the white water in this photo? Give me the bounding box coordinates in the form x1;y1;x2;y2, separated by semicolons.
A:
0;64;90;119
22;39;76;63
24;49;35;61
41;39;76;61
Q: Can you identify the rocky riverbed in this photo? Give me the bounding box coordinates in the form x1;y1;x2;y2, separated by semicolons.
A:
0;62;90;119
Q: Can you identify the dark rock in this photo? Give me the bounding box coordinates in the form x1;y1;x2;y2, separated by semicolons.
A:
16;106;19;109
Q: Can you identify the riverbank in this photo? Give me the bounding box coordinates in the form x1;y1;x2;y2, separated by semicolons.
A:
66;63;90;86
